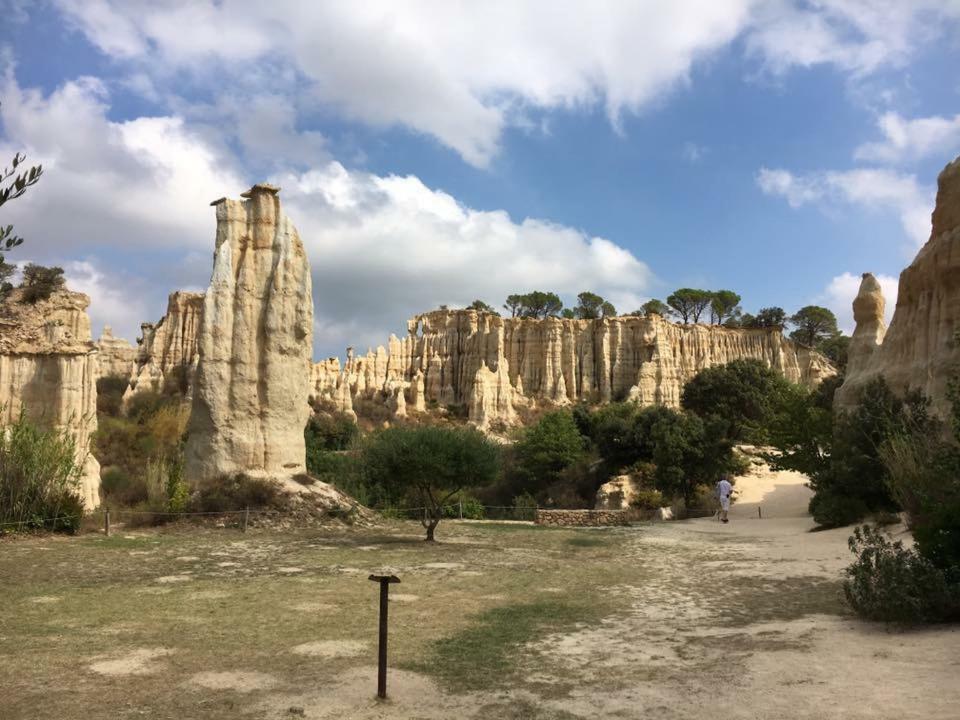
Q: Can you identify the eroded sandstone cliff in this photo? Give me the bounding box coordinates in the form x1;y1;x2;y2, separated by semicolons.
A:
0;289;100;508
184;184;313;487
314;310;835;429
95;326;136;380
837;155;960;417
125;291;204;401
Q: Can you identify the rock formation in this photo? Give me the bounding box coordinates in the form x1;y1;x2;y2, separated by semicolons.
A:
594;474;641;511
184;184;313;488
95;326;136;380
842;273;886;382
314;310;835;429
837;155;960;418
0;289;100;508
125;291;204;401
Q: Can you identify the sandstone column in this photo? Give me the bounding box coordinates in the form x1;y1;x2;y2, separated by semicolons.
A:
184;184;314;487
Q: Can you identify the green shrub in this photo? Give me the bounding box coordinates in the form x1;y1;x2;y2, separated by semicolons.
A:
19;264;65;304
511;492;538;521
442;492;485;519
843;525;959;623
0;412;85;533
96;375;129;417
100;466;147;506
512;411;586;495
190;474;284;513
305;412;358;453
631;488;665;510
809;491;869;529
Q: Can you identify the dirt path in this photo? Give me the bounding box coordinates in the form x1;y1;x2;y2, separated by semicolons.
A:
3;471;957;719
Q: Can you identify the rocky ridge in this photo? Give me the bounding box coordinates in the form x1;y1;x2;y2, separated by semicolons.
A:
184;184;314;488
313;310;836;429
124;291;204;402
837;155;960;418
0;289;100;508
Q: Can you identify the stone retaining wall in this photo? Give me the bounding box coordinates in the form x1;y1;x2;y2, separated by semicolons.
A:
534;509;631;527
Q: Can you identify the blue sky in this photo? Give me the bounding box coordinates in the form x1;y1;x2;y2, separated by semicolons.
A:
2;1;960;358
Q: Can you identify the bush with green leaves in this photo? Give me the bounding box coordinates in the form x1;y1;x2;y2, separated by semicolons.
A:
681;359;791;443
19;263;65;304
511;492;538;521
843;524;959;623
511;411;587;498
768;376;916;528
96;375;129;417
191;473;284;513
361;424;500;540
0;413;85;533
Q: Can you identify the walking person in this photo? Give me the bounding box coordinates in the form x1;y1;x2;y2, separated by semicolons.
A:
717;474;733;523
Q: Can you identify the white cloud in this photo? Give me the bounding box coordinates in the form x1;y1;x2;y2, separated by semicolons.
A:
1;71;654;357
277;162;655;355
0;69;247;256
51;1;960;168
757;166;934;247
854;112;960;164
64;260;150;341
818;271;898;334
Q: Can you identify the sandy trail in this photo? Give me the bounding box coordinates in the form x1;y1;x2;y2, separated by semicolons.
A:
256;468;959;719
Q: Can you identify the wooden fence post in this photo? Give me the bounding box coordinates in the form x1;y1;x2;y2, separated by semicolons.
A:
242;506;249;533
104;508;111;537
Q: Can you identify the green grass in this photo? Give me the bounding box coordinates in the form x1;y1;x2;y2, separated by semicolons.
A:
413;600;599;691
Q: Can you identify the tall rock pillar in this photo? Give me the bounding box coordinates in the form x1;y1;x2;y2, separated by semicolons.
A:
185;184;314;486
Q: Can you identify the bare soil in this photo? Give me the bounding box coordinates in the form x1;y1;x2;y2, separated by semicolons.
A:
1;471;957;719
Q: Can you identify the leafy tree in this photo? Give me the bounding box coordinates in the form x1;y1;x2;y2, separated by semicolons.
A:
361;425;500;541
666;288;712;324
755;306;786;328
680;359;791;443
709;290;741;325
579;402;734;509
504;291;563;319
738;312;757;328
560;308;576;319
504;294;523;317
19;264;65;304
789;305;839;347
818;334;851;371
574;291;616;319
640;299;671;317
513;411;586;495
0;146;43;259
468;299;499;315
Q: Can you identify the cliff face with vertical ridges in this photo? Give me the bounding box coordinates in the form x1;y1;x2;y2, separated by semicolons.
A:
184;184;313;487
837;155;960;418
95;326;136;380
0;289;100;508
313;310;835;428
125;291;204;401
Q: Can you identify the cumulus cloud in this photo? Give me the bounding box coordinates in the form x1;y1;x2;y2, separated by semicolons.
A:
277;163;655;355
1;70;654;357
50;1;960;167
817;271;898;334
854;112;960;164
757;166;934;247
0;68;246;256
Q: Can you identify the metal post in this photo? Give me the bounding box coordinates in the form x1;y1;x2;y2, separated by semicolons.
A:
459;499;463;520
242;506;249;533
368;574;401;699
104;508;111;537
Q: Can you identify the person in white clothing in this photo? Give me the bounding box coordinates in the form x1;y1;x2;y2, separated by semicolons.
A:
717;475;733;523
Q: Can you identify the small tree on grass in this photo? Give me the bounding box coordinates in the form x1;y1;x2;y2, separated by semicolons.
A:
361;425;500;541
